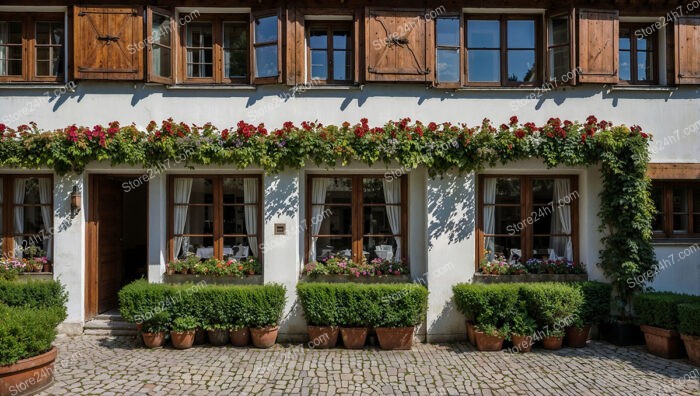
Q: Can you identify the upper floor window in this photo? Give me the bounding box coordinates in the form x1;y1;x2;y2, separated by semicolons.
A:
307;22;353;84
465;15;539;86
253;13;280;82
0;14;64;83
651;181;700;239
619;23;657;84
435;16;460;84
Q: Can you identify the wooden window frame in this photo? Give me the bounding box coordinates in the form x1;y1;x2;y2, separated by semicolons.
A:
545;9;576;85
167;175;263;262
252;10;282;84
0;175;54;259
305;21;354;85
476;175;579;269
464;14;542;87
619;22;659;85
434;13;464;88
178;14;250;85
0;13;64;83
305;175;408;265
651;181;700;240
146;6;175;84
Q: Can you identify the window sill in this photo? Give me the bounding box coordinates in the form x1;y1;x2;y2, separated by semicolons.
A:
300;274;411;284
165;84;257;90
164;273;263;285
651;238;700;246
608;85;678;92
295;85;363;91
473;273;588;284
455;86;542;92
0;83;72;90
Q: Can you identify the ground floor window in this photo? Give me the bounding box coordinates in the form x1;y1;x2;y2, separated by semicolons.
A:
0;175;53;260
478;175;578;266
169;175;261;261
651;181;700;239
307;175;406;264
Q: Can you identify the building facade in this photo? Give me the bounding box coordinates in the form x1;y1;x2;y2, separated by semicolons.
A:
0;0;698;340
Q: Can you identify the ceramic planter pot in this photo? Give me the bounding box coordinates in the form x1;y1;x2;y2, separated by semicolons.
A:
250;326;279;348
542;335;564;350
465;321;476;346
166;268;175;276
207;329;230;346
42;263;52;273
340;327;368;349
510;334;533;352
194;328;207;345
474;331;505;351
680;334;700;365
142;332;166;348
375;327;414;350
640;324;686;359
170;330;195;350
230;328;250;347
565;325;591;348
307;326;339;349
0;347;56;396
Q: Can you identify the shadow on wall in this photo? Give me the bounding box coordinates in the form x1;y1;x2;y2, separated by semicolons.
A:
54;175;76;235
426;173;475;249
264;173;299;223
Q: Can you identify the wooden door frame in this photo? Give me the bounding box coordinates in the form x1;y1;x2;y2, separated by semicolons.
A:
85;173;150;320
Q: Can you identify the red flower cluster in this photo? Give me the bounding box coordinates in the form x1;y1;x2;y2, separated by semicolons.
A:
235;121;267;139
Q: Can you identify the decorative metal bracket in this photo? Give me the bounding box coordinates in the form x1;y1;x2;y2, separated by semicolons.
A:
97;35;120;44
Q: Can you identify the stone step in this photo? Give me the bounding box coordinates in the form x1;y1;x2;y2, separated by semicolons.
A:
93;312;123;321
83;329;138;336
84;320;136;330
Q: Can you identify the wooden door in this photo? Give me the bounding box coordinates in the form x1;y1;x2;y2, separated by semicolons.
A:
97;177;124;313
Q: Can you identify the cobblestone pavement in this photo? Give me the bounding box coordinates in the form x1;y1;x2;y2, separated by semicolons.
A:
40;335;699;396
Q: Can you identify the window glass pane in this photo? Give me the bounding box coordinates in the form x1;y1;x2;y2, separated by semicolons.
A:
531;205;555;235
0;21;22;44
186;23;213;78
333;30;350;49
363;178;389;204
223;237;254;260
314;178;352;204
183;206;214;235
255;45;278;78
507;20;535;48
224;23;247;49
673;214;688;234
437;48;460;82
673;187;688;212
651;185;664;232
255;15;277;43
20;206;48;234
636;36;650;51
550;16;568;46
532;179;554;205
694;215;700;233
619;27;631;50
187;178;213;204
619;51;631;81
490;236;521;262
467;20;499;48
223;178;244;203
494;178;520;204
313;206;351;235
187;23;212;47
152;14;171;46
468;50;500;82
22;178;43;205
153;46;171;78
638;51;653;81
309;29;327;49
507;50;536;82
180;236;215;259
16;237;49;257
223;206;247;234
494;206;521;234
311;50;328;79
549;46;570;81
364;237;397;261
693;188;700;212
315;237;352;260
363;206;395;235
36;22;50;45
533;236;569;259
437;17;459;46
333;50;350;81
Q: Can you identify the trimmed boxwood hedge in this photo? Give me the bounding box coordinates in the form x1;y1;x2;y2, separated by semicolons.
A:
520;283;584;329
452;284;521;330
118;280;286;329
573;281;612;325
678;303;700;336
296;283;428;328
633;292;700;331
0;280;68;310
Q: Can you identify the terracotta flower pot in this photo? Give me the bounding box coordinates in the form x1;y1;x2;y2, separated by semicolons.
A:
178;269;189;275
640;324;686;359
340;327;368;349
510;334;533;353
207;329;230;346
170;330;195;350
565;325;591;348
166;268;175;275
680;334;700;365
250;326;279;348
307;326;339;349
0;347;57;396
542;335;564;350
376;327;414;350
465;321;476;346
230;328;250;347
474;331;505;351
194;328;207;345
142;332;166;348
42;263;52;273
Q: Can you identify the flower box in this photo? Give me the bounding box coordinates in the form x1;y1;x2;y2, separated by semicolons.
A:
300;274;411;284
164;274;263;285
472;273;588;284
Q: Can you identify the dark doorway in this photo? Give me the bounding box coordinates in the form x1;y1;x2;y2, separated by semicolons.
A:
86;175;148;319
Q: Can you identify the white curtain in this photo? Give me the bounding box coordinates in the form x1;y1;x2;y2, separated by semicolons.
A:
13;179;26;258
382;179;401;262
551;179;573;260
309;178;330;262
0;22;7;76
483;178;497;260
38;178;53;260
173;178;193;259
243;178;258;258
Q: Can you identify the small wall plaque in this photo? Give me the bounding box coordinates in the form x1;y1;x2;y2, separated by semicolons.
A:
274;223;286;235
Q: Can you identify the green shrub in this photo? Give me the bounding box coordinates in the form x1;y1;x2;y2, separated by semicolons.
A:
0;280;68;311
633;292;700;330
452;283;520;330
118;280;175;324
678;303;700;336
509;302;537;336
297;283;341;326
172;316;199;332
241;284;287;328
520;283;583;328
573;281;612;325
0;304;65;366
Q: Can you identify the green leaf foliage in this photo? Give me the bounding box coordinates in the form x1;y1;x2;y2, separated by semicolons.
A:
678;303;700;336
633;292;700;330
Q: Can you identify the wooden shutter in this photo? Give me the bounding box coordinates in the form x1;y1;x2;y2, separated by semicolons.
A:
73;6;143;80
546;9;576;86
675;17;700;85
365;8;432;82
146;7;174;84
577;9;618;83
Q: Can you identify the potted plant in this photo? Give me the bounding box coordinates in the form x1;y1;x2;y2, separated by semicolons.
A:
678;303;700;365
453;283;520;350
170;316;198;349
374;285;428;350
297;284;340;349
336;284;374;349
634;292;697;359
141;312;169;349
541;328;565;350
567;282;612;348
230;324;250;347
509;308;537;353
474;323;507;351
247;284;287;349
205;323;230;346
452;284;480;346
194;327;207;345
521;283;583;351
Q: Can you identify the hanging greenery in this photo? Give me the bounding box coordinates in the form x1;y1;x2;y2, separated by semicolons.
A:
0;116;656;315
